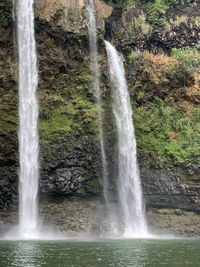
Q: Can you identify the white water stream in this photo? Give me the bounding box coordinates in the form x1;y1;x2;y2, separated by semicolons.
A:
17;0;39;238
105;41;148;237
86;0;112;223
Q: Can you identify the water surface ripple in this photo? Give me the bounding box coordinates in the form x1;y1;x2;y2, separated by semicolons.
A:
0;239;199;267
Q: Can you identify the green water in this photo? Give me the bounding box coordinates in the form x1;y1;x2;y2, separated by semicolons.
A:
0;239;200;267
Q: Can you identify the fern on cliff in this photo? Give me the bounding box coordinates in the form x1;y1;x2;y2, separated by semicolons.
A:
146;0;168;26
133;98;200;164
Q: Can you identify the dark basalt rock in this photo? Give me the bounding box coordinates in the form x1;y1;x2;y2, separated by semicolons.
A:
105;2;200;53
39;140;102;196
138;154;200;212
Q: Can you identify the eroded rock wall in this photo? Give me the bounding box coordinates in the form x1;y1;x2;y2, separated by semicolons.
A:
105;1;200;215
105;1;200;53
0;0;113;210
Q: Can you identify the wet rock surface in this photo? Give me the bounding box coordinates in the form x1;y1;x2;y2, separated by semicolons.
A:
0;196;108;236
147;208;200;237
40;140;102;196
0;196;199;237
0;0;18;210
139;156;200;212
39;196;108;235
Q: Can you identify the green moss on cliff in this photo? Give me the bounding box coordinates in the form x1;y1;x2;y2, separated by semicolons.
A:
0;0;13;23
133;98;200;164
0;109;17;131
38;55;98;144
35;18;99;145
171;47;200;73
39;93;98;144
85;179;101;194
104;0;200;28
126;47;200;165
80;179;101;195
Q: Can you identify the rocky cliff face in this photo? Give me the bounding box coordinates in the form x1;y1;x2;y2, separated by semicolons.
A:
0;0;109;208
0;0;200;236
105;1;200;212
0;0;18;210
105;1;200;52
0;0;113;235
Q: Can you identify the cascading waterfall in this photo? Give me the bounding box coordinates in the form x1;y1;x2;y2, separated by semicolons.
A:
86;0;112;227
105;41;148;237
16;0;39;238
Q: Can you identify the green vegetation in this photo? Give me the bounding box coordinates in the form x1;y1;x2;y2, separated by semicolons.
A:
104;0;198;6
146;0;168;27
38;60;98;145
37;33;99;145
133;14;153;34
84;179;101;194
133;98;200;164
127;52;139;63
0;0;13;23
39;94;98;143
144;0;194;27
166;47;200;87
125;47;200;165
0;109;17;131
171;47;200;73
190;16;200;27
45;38;57;51
138;0;179;5
103;0;200;27
103;0;134;6
144;0;200;27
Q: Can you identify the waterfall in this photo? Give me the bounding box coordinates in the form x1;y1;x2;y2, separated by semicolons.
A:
86;0;114;230
76;0;79;8
105;41;148;237
16;0;39;238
